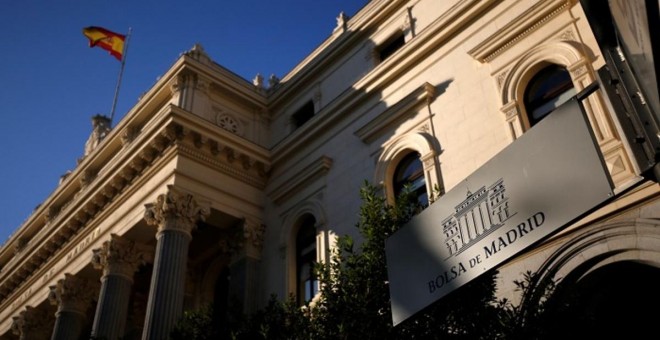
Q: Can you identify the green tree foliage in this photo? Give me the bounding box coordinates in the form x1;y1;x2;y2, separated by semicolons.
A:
170;305;215;340
307;182;507;340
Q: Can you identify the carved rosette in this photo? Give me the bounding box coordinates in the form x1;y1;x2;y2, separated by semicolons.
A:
144;186;210;239
11;306;53;338
48;274;99;314
92;234;153;280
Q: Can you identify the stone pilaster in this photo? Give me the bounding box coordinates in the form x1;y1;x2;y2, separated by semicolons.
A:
91;234;153;340
11;306;54;340
48;274;98;340
228;218;265;315
142;185;209;340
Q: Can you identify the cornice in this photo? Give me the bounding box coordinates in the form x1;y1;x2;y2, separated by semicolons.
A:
354;0;497;92
468;0;571;63
0;103;270;311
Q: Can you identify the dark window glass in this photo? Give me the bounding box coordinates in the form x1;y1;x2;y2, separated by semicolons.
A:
292;100;315;128
524;64;575;126
394;152;428;207
296;215;318;304
379;33;405;62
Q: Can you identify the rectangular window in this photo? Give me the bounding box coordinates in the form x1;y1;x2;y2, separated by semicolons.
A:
292;100;315;128
378;32;405;62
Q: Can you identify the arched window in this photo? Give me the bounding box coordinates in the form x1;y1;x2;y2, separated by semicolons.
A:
296;215;318;305
524;64;575;127
393;152;428;207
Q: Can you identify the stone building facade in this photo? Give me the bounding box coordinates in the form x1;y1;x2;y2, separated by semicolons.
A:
0;0;658;339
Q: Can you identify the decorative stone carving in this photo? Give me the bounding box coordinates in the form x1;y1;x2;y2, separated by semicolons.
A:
244;219;266;253
217;114;240;134
209;140;220;155
268;74;280;88
11;306;53;339
13;238;28;255
140;148;157;163
215;221;248;257
92;234;153;279
195;76;210;94
253;73;264;89
335;11;349;33
191;131;204;148
164;123;185;142
84;115;112;157
239;154;252;170
144;185;210;237
80;168;97;187
501;102;520;120
255;161;270;178
183;43;212;64
495;70;509;90
59;170;72;185
559;29;575;41
48;274;98;314
150;135;169;152
121;125;139;146
225;147;236;163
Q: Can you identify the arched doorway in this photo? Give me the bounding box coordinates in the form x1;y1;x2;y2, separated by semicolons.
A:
543;261;660;339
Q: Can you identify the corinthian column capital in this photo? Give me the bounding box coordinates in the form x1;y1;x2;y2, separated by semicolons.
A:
11;306;54;339
48;274;99;315
243;218;266;259
92;234;154;280
144;185;210;238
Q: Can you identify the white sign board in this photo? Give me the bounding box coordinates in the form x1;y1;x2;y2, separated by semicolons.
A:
385;99;614;325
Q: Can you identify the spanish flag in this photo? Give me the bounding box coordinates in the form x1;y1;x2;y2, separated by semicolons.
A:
82;26;126;61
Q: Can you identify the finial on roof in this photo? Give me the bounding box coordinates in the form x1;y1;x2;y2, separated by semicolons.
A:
268;74;280;89
184;43;211;64
253;73;264;89
335;11;349;33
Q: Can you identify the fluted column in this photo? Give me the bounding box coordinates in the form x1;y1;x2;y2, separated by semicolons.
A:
91;234;153;340
11;306;54;340
48;274;98;340
142;185;209;340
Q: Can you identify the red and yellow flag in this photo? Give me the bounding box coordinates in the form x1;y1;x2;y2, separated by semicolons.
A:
82;26;126;61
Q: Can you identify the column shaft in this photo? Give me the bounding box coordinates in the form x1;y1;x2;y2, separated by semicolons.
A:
51;311;85;340
92;274;134;339
142;230;191;340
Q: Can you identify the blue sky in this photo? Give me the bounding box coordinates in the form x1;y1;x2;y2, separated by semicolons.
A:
0;0;368;244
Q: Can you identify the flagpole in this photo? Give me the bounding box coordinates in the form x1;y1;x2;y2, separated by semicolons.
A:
109;27;131;126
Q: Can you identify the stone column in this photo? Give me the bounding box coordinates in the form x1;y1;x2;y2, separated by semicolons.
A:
226;218;265;315
48;274;98;340
11;306;54;340
91;234;153;340
141;185;209;340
